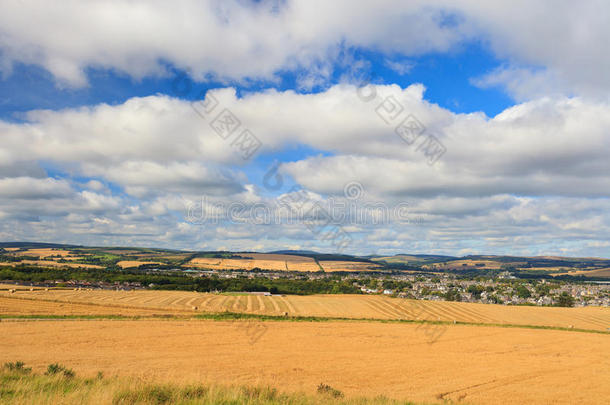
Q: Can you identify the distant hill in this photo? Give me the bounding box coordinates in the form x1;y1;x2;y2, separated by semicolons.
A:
268;249;321;256
1;242;609;278
0;242;81;249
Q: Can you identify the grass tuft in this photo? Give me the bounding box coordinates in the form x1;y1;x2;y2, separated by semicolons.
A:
0;362;424;404
3;361;32;374
45;363;75;378
317;383;344;398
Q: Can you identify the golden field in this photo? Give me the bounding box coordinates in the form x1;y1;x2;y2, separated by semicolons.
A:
187;253;320;272
116;260;162;269
1;319;609;405
2;260;103;269
12;248;72;258
1;289;609;331
185;253;385;272
0;296;183;317
318;260;382;272
555;267;610;278
1;289;609;404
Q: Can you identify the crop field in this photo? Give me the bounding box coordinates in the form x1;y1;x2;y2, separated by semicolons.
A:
187;253;321;272
0;296;183;317
318;260;382;272
0;319;608;405
2;289;609;331
116;260;161;269
12;248;72;258
2;260;103;269
426;259;504;270
555;268;610;277
1;289;609;404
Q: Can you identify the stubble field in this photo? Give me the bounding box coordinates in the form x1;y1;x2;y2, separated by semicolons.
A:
1;288;608;331
1;319;609;405
1;289;609;405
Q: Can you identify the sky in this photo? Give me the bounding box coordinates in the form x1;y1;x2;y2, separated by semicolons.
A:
1;0;609;257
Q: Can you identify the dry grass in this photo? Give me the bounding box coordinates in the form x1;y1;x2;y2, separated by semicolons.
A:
2;290;608;331
1;320;608;404
0;365;415;405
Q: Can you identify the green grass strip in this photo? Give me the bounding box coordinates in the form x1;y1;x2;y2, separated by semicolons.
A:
2;311;607;335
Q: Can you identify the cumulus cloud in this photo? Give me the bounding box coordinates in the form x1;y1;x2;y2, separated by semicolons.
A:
0;177;73;199
1;0;609;254
4;85;610;199
1;82;610;255
0;0;468;87
457;0;610;100
1;1;608;99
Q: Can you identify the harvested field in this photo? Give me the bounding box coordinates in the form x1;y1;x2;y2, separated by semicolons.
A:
1;289;608;331
2;260;103;269
12;248;72;258
97;249;144;255
0;319;608;405
318;260;382;272
555;268;610;278
116;260;161;269
187;253;320;272
0;296;183;317
428;259;503;270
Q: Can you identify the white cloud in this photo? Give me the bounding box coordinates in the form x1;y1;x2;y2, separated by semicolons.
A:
457;0;610;100
1;1;609;100
4;85;610;199
384;59;415;76
0;176;73;199
0;0;467;87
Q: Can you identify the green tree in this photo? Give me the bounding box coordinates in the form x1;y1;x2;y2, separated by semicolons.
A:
515;284;531;299
444;288;462;302
467;284;484;299
556;292;574;307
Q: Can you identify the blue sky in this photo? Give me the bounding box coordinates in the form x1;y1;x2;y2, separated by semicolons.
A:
0;42;513;120
1;1;609;257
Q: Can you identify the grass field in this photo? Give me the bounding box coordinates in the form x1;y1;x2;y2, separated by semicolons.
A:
2;289;608;331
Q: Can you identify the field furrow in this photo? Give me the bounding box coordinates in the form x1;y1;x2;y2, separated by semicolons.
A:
1;290;608;331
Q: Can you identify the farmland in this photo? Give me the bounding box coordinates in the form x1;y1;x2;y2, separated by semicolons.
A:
1;289;608;331
3;244;610;279
1;286;609;405
188;253;321;272
1;245;609;404
555;268;610;278
1;318;609;405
